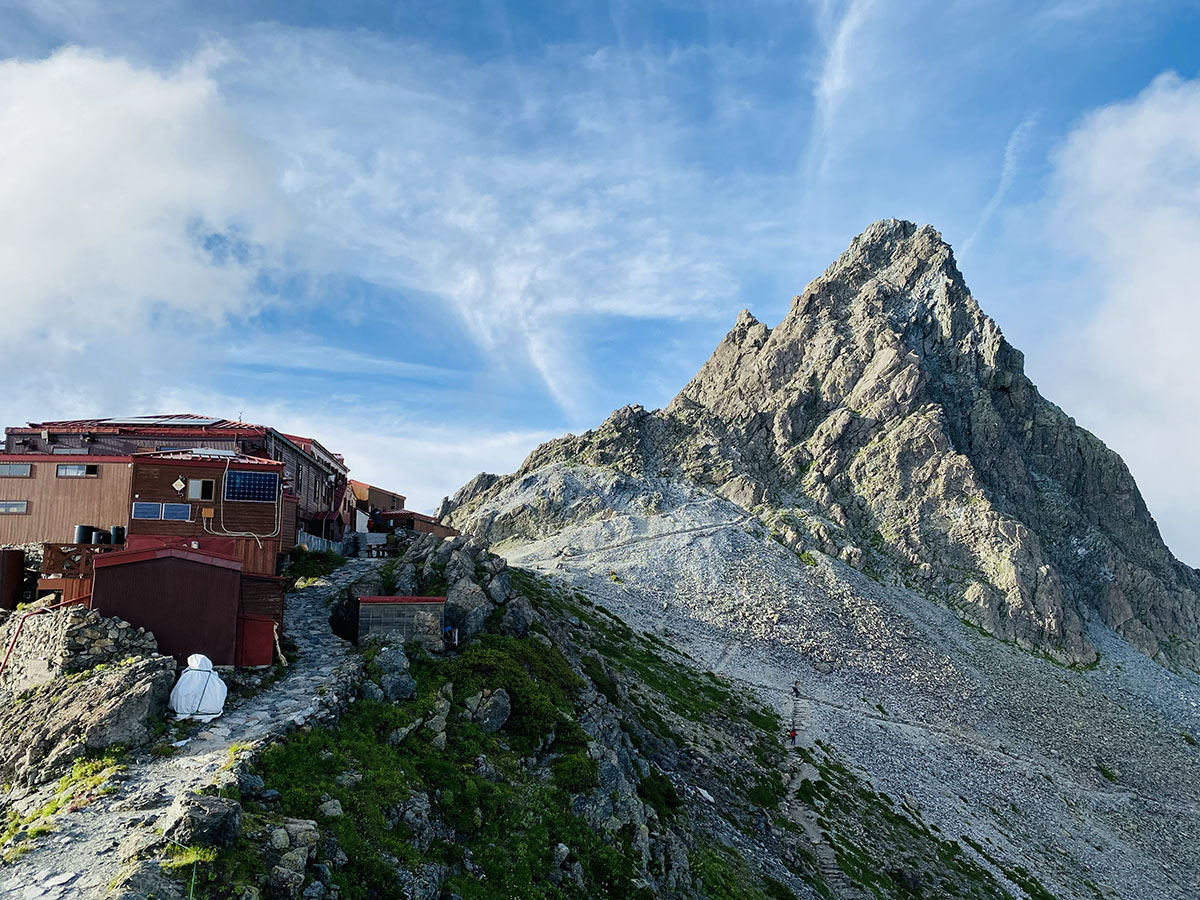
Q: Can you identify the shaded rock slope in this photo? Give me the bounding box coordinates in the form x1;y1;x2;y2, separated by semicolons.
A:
445;219;1200;670
196;568;1070;900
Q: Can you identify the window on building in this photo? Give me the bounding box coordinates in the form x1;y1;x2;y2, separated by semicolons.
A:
225;470;279;502
57;464;99;478
0;463;31;477
187;478;215;501
0;501;28;514
162;503;192;521
132;502;162;519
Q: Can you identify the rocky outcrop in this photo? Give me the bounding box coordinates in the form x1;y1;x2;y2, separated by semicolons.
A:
445;220;1200;669
161;793;243;848
345;530;522;650
0;653;175;788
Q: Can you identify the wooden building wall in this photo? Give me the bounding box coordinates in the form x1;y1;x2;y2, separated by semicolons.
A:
367;486;406;512
128;461;282;574
128;462;280;536
0;459;132;544
6;427;340;523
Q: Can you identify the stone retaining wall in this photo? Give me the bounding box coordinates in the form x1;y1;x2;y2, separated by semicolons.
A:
0;604;160;695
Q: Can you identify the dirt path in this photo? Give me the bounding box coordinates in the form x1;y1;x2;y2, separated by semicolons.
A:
0;559;379;900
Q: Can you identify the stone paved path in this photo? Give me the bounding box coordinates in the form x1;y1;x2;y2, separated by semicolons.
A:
0;559;379;900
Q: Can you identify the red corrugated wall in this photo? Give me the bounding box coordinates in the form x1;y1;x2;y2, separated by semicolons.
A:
91;556;240;666
235;614;275;667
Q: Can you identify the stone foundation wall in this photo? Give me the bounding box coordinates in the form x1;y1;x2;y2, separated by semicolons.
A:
358;601;445;645
0;604;160;695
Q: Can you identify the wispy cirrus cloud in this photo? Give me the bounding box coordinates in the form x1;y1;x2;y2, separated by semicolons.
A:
214;29;799;420
961;115;1037;256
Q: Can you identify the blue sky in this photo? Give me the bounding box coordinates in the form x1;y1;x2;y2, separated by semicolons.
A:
1;1;1199;561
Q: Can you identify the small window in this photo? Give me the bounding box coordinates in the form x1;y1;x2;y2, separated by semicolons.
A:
162;503;192;521
57;464;99;478
132;502;162;519
0;500;28;514
0;463;31;477
187;478;215;501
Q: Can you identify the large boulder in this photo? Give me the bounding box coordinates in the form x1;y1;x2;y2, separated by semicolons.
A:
475;688;511;733
374;643;416;701
486;570;513;605
411;609;444;653
500;596;537;637
161;793;243;848
445;579;491;643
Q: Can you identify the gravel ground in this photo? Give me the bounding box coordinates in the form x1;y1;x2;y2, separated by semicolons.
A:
486;466;1200;900
0;559;380;900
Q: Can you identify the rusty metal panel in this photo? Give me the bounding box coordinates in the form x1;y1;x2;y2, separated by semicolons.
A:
91;556;240;666
40;543;121;578
0;549;24;610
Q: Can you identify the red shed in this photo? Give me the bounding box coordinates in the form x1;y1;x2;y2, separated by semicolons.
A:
92;544;242;666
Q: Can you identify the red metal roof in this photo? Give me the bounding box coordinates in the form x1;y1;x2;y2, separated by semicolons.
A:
15;414;265;430
132;449;283;468
0;453;133;463
93;545;243;571
359;595;446;604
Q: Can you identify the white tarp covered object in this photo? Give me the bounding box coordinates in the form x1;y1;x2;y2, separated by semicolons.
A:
168;654;228;722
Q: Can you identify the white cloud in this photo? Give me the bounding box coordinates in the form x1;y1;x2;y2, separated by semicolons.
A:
0;46;293;422
1045;72;1200;564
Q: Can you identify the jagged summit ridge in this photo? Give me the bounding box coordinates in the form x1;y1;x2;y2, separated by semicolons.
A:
447;220;1200;670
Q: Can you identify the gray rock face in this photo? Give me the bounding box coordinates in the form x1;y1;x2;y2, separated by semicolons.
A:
0;654;175;787
161;794;243;848
446;220;1200;669
373;644;417;701
474;688;511;733
110;860;186;900
500;596;537;637
445;579;491;643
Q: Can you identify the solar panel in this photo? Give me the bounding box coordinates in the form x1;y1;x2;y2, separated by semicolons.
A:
162;503;192;521
225;470;279;502
132;502;162;520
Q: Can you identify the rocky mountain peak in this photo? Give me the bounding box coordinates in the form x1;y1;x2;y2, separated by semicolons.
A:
448;221;1200;671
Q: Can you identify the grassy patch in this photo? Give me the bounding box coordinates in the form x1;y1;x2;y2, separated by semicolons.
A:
283;548;346;590
232;632;653;900
550;753;599;793
636;771;682;821
689;844;785;900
